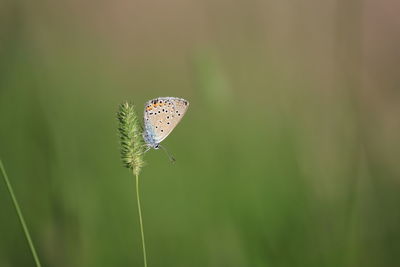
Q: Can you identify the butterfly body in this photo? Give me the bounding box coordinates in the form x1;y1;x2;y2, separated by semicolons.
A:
143;97;189;149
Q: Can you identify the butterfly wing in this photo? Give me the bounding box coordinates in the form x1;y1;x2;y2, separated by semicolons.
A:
143;97;189;144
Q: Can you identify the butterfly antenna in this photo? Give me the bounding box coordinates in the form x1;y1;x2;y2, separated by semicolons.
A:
159;145;176;163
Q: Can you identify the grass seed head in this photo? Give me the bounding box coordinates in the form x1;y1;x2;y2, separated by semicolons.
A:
117;102;146;176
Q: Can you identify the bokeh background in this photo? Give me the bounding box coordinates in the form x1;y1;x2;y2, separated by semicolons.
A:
1;0;400;266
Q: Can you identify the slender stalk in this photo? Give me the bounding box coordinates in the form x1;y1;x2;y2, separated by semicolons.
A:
0;159;42;267
135;173;147;267
117;102;147;266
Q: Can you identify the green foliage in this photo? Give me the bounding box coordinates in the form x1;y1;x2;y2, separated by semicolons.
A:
1;4;400;266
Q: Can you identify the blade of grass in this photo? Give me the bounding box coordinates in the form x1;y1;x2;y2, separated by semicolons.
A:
0;159;42;267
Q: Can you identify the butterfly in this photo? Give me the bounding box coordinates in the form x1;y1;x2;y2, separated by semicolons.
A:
143;97;189;158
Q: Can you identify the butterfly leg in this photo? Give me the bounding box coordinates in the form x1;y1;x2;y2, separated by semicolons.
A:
143;145;152;153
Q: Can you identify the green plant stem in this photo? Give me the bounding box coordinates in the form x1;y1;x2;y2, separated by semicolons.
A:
0;159;42;267
135;173;147;267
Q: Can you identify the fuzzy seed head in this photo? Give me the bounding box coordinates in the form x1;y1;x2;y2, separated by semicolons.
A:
117;102;146;175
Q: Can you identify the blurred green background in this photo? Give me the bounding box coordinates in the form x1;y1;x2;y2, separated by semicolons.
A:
1;0;400;266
